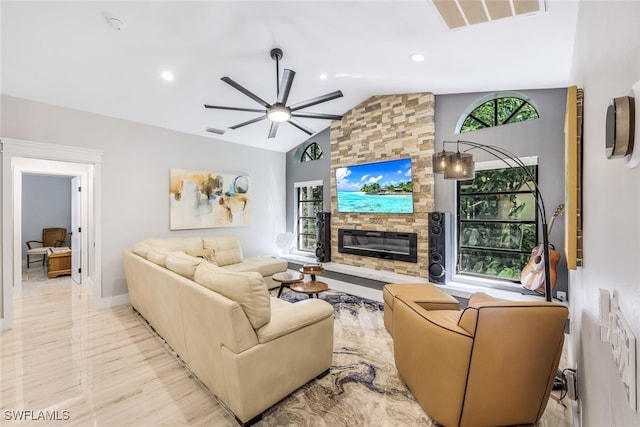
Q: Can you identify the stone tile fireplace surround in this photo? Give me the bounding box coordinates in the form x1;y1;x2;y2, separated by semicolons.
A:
330;93;435;279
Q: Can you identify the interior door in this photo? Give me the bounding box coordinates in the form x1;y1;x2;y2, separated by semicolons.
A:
71;176;81;284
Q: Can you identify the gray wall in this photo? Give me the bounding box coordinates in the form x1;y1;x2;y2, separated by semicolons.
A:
1;95;286;302
22;174;72;262
569;1;640;426
435;88;568;297
286;90;568;296
285;127;331;233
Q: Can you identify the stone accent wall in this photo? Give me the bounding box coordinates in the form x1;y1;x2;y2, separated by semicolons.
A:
329;93;435;278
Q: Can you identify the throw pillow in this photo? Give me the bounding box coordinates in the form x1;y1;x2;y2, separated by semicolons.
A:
186;248;217;264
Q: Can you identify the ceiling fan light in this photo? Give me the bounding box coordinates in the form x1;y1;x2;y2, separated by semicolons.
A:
267;104;291;122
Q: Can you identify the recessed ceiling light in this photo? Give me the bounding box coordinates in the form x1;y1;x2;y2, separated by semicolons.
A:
410;53;425;62
161;71;174;81
108;17;125;31
319;73;328;80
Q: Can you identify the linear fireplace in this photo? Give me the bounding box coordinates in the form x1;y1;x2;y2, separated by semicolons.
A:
338;229;418;263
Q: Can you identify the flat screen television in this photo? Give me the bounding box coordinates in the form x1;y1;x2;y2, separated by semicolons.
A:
335;157;414;214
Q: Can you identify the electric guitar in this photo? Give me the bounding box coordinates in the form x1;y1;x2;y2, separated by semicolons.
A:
520;205;565;293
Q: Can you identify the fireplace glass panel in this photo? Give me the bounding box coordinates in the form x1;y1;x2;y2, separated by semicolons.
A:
338;229;417;263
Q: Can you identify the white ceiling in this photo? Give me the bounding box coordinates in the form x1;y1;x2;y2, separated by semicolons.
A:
1;1;579;153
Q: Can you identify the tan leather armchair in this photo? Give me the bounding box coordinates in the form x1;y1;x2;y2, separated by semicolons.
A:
393;291;568;427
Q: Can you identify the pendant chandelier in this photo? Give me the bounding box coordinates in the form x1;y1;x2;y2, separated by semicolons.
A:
432;140;474;179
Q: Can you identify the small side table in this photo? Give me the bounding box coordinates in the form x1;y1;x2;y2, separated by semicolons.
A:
299;264;324;281
295;264;329;298
47;247;72;279
272;271;304;298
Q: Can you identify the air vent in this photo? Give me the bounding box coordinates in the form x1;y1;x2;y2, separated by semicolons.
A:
432;0;546;29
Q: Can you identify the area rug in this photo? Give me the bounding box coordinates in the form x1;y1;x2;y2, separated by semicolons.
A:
259;288;434;426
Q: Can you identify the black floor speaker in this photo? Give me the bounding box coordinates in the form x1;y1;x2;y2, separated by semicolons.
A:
315;212;331;262
428;211;449;283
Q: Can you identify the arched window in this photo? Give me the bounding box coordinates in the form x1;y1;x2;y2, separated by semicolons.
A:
456;93;539;134
300;142;323;162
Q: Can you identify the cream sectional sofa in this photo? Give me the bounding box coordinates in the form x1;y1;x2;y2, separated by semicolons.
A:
137;235;288;288
123;236;335;425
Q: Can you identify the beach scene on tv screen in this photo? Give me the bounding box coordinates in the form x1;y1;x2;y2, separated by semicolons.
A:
336;158;414;214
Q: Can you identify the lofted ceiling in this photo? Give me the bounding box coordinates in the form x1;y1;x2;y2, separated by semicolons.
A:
1;1;579;152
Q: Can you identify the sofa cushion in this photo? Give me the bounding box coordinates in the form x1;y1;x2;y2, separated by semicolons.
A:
132;241;153;258
222;257;288;277
458;292;506;334
144;237;204;253
194;262;270;329
203;236;243;266
147;247;170;267
468;292;503;306
166;251;204;280
186;248;217;264
270;296;292;312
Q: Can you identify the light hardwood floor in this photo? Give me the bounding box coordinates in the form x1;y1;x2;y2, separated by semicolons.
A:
1;268;237;426
1;268;572;426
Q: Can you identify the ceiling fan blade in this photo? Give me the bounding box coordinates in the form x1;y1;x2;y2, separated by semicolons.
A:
289;90;343;111
206;127;226;135
277;69;295;104
291;112;343;120
204;104;265;113
287;118;314;135
221;77;271;108
229;115;267;130
268;121;280;139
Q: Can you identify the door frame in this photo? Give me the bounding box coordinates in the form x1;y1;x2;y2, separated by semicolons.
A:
1;138;102;330
71;176;82;284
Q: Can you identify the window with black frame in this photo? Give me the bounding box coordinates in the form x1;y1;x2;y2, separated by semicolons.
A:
300;142;323;162
459;96;539;133
296;183;323;253
456;164;538;282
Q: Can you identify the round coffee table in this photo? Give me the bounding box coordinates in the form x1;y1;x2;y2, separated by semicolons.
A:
290;280;329;298
272;271;304;298
295;264;329;298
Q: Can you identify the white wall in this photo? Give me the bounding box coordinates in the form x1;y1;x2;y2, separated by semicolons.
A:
569;1;640;426
1;95;286;303
22;175;72;262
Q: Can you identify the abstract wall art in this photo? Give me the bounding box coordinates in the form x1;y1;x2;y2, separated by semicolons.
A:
169;168;251;230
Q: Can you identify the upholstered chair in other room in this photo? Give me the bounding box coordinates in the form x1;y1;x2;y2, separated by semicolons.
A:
26;227;67;269
392;291;568;427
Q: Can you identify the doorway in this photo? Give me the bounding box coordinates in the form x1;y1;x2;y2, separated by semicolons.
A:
1;138;103;330
11;159;89;297
22;174;75;281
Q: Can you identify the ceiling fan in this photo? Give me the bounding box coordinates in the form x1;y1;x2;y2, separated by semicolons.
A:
204;48;344;139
